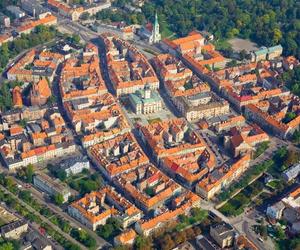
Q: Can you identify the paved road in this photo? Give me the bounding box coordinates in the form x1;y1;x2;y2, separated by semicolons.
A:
0;185;88;250
13;177;110;249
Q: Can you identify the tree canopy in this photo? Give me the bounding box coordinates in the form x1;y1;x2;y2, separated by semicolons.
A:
142;0;300;57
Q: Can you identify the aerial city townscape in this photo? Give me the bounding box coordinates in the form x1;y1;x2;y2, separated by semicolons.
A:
0;0;300;250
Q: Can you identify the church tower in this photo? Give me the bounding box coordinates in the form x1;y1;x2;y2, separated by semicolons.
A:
152;12;161;43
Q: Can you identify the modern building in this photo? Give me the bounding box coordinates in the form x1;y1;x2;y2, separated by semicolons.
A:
128;86;162;115
33;173;71;202
0;219;28;240
266;201;285;220
138;12;161;44
282;163;300;182
21;0;49;18
6;6;25;19
195;235;217;250
210;222;235;248
59;156;90;177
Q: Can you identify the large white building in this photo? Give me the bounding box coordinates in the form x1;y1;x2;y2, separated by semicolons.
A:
60;156;90;177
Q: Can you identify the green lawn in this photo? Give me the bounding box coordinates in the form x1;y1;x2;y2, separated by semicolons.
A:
213;39;232;51
266;180;282;190
160;23;176;39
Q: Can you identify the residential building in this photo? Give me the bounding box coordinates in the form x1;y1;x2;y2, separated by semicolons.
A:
114;229;137;246
88;133;149;179
114;163;182;212
135;191;201;236
59;43;107;101
0;34;13;46
175;92;230;122
139;118;206;162
82;1;111;16
101;33;159;96
17;14;57;35
250;45;283;62
161;147;216;188
33;173;71;202
63;93;130;148
282;186;300;209
173;242;196;250
196;154;251;199
7;49;62;83
152;53;229;121
235;235;258;250
283;56;299;70
122;26;135;40
47;0;84;21
68;187;142;230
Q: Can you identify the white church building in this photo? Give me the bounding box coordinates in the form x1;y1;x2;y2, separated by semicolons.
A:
138;13;161;44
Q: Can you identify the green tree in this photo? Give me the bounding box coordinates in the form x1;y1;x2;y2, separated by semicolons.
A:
0;242;14;250
25;164;34;183
53;194;64;206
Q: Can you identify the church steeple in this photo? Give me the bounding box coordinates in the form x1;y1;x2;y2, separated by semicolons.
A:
152;11;161;43
154;12;158;28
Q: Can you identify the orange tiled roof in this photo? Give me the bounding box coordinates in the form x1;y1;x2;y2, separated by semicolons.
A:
116;229;136;244
33;78;51;99
12;86;23;107
140;118;205;157
89;133;149;177
17;14;57;33
198;154;251;192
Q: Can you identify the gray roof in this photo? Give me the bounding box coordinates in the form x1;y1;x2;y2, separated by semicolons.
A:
282;163;300;181
0;219;27;234
196;235;217;250
210;222;235;239
60;155;89;170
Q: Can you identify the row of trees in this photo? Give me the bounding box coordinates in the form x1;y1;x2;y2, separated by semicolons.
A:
0;25;58;72
0;173;96;249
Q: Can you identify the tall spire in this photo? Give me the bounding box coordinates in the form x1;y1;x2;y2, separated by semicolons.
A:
152;11;161;43
154;11;158;27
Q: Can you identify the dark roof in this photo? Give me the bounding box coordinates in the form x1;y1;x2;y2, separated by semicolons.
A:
0;219;27;234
